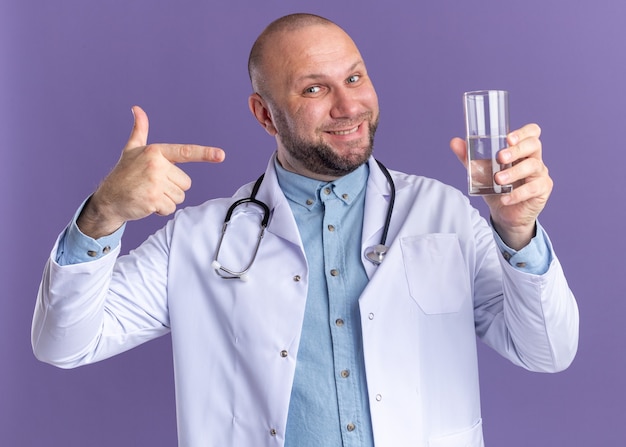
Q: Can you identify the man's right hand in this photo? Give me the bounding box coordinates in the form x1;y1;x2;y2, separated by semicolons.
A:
77;105;226;239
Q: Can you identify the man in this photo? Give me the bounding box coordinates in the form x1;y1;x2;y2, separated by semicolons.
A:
32;13;579;447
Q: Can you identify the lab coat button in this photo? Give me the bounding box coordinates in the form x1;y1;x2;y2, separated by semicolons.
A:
280;350;288;358
376;394;382;402
293;275;301;282
270;428;277;436
346;423;356;432
368;313;375;320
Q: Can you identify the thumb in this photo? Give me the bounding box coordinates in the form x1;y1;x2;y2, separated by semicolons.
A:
124;105;149;151
449;137;468;168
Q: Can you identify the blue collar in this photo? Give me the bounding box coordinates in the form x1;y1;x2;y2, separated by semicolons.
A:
274;158;369;211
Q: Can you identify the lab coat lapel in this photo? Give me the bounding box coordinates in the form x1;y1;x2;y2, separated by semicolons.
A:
254;155;304;249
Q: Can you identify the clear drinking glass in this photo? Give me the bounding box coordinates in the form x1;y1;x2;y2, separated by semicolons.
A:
463;90;513;195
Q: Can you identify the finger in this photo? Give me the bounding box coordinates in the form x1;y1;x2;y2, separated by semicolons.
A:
152;175;191;217
499;174;552;207
167;164;193;192
507;123;541;147
159;144;226;165
156;175;190;216
154;197;178;217
495;156;544;186
125;105;150;151
499;134;542;165
449;137;468;168
162;182;187;208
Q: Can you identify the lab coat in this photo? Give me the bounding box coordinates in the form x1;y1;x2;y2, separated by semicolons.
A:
33;156;579;447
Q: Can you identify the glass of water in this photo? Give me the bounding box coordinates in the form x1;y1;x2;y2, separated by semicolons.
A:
463;90;513;195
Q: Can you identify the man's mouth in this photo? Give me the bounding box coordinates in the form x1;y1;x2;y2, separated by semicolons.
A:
327;125;360;136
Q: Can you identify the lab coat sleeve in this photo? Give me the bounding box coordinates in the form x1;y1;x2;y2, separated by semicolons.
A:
32;225;172;368
472;218;579;373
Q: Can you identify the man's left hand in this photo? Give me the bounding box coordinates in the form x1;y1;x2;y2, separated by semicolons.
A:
450;123;552;250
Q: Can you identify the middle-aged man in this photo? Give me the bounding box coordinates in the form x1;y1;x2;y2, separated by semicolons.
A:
33;13;579;447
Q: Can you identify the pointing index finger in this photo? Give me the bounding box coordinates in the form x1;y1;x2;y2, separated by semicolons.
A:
160;144;226;164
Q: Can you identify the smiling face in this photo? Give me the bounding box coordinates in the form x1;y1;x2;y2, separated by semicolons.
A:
249;20;380;180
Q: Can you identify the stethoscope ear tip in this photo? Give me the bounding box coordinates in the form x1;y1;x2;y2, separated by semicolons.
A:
211;260;221;270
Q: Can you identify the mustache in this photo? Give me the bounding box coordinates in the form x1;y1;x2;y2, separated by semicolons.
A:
321;112;374;131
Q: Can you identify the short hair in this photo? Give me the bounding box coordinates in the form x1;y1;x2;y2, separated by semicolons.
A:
247;13;338;95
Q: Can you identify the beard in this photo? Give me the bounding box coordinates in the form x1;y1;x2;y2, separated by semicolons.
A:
273;110;379;178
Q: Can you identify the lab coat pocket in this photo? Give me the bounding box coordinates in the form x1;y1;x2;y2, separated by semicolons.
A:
400;234;469;314
429;418;484;447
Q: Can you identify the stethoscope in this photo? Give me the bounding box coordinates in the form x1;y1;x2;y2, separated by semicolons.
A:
212;160;395;281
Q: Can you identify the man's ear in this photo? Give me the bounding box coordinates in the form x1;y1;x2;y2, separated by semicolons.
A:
248;93;277;136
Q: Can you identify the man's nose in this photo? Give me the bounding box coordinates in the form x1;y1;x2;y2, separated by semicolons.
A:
329;87;361;119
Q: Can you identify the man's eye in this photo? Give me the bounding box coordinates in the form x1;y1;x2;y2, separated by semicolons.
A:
304;86;321;94
347;75;360;84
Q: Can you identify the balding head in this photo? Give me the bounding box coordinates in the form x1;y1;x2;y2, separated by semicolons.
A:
246;14;378;180
248;13;341;97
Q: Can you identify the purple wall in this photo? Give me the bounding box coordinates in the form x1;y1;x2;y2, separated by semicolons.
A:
3;0;624;445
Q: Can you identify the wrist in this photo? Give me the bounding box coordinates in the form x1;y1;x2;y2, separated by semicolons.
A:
490;217;537;250
77;195;125;239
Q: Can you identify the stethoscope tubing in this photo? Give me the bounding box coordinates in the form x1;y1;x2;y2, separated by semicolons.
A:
374;159;395;249
213;160;395;279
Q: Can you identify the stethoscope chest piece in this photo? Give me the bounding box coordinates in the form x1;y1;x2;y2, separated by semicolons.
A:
364;159;396;266
366;244;389;265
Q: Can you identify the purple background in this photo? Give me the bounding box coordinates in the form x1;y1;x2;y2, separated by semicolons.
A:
2;0;624;445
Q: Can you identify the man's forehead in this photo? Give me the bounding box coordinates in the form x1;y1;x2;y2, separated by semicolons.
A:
268;22;353;53
268;26;361;69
